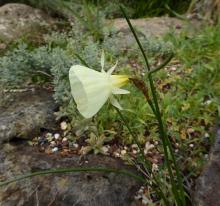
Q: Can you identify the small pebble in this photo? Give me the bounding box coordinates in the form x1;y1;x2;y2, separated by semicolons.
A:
142;196;149;205
152;163;159;172
60;121;68;130
62;137;68;142
54;133;60;140
205;100;212;105
50;141;56;147
138;188;144;194
73;143;79;148
144;142;154;155
132;149;138;154
187;128;194;134
134;195;141;200
204;154;209;159
189;144;194;148
170;66;177;71
113;152;120;157
101;146;109;154
52;147;58;152
205;133;210;138
131;144;138;149
121;150;127;155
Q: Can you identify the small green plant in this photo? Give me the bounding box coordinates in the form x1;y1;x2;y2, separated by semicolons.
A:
80;132;114;155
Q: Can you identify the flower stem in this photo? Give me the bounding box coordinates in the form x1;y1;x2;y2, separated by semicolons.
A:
120;6;186;206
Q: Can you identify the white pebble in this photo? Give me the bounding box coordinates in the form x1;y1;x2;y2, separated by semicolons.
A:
54;133;60;139
189;144;194;148
73;143;79;148
60;121;68;130
132;149;138;154
138;188;144;194
142;196;149;205
152;163;159;172
205;100;212;105
170;66;177;71
131;144;138;149
144;142;154;154
121;150;127;155
134;195;141;200
205;133;210;138
101;146;109;154
50;141;56;147
114;152;120;157
52;147;58;152
62;137;68;142
204;154;209;159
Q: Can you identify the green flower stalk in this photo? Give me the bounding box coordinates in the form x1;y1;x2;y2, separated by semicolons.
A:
120;6;186;206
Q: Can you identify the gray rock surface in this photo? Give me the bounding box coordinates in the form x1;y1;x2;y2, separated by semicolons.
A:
0;143;140;206
110;17;184;37
105;17;185;52
0;88;57;143
0;3;55;43
194;127;220;206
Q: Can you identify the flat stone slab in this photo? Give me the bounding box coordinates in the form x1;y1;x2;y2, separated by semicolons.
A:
0;143;139;206
0;88;57;143
110;17;184;37
104;17;185;52
0;3;55;43
194;126;220;206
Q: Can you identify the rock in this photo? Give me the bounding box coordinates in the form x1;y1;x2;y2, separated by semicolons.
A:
0;88;57;143
105;17;185;52
189;0;220;24
194;126;220;206
0;143;140;206
0;3;55;43
110;17;184;37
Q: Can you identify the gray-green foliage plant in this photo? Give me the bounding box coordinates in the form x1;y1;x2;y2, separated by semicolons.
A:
0;44;33;87
0;17;173;139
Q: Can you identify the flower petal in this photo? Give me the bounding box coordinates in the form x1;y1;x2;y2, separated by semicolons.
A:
112;88;130;94
107;61;118;75
101;50;105;72
110;96;123;110
69;65;111;118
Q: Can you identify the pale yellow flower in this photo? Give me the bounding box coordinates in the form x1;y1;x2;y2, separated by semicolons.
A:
69;52;129;118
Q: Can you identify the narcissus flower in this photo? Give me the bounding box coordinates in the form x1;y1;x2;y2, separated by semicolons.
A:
69;52;129;118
